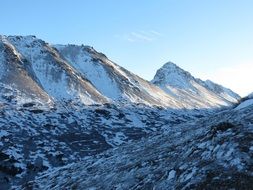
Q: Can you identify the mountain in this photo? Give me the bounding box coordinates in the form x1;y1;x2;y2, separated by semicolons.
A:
0;35;244;189
0;36;51;104
152;62;240;108
0;35;181;108
0;35;107;105
34;95;253;190
53;44;185;107
0;35;239;108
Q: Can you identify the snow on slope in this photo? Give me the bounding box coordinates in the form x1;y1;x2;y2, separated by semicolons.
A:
4;35;107;104
204;80;240;102
54;45;122;100
235;99;253;110
0;43;5;78
0;35;249;189
0;99;205;189
152;62;240;108
235;92;253;110
0;35;240;108
34;96;253;190
55;44;184;108
0;36;52;103
1;35;179;107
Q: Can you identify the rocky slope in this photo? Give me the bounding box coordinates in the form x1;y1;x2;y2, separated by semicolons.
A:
0;97;209;189
34;95;253;190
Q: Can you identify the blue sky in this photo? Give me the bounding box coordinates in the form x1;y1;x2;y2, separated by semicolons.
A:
1;0;253;96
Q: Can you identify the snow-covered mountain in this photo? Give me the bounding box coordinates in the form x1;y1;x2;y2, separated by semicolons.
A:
53;44;184;107
0;35;247;189
0;35;177;107
0;35;239;108
152;62;240;108
0;35;107;105
0;36;51;104
34;94;253;190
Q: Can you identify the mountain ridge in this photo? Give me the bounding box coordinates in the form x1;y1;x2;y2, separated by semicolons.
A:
0;35;240;109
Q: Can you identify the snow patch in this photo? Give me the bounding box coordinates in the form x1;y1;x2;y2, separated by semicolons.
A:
167;170;176;180
235;99;253;110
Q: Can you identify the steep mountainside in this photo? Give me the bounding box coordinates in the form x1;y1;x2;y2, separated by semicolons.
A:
152;62;240;108
0;35;239;108
0;36;51;104
2;35;107;105
34;96;253;190
54;44;181;107
0;35;178;107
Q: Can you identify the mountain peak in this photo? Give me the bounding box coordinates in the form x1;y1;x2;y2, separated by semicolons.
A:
161;61;180;69
158;61;188;74
151;61;240;107
151;61;193;88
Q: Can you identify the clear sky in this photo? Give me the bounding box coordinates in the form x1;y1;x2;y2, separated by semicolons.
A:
1;0;253;96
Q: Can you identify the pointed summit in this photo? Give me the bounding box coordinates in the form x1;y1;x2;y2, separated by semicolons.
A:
152;61;240;108
155;61;187;75
160;61;182;70
152;62;194;90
